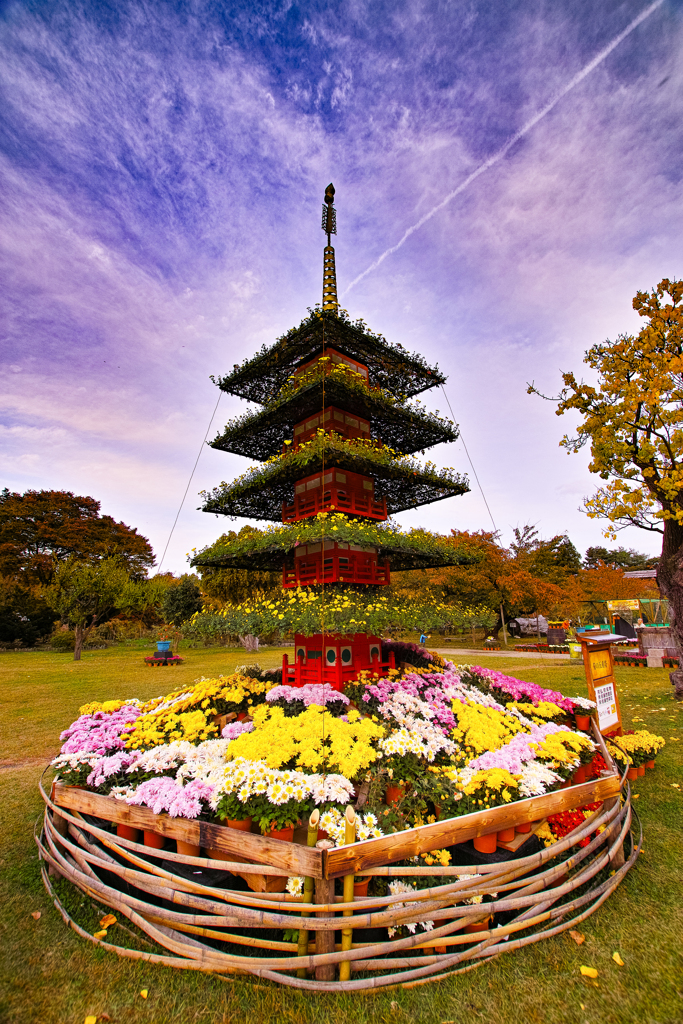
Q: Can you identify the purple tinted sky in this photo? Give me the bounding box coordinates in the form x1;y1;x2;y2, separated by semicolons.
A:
1;0;682;574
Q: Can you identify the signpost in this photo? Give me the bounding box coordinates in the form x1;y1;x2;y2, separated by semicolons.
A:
579;632;625;737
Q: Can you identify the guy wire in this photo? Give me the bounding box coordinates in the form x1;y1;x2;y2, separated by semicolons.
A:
156;391;222;575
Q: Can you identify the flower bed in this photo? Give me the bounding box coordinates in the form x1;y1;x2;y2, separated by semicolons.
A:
41;656;641;989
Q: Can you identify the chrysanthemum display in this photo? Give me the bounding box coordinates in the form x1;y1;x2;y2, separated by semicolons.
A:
52;657;601;838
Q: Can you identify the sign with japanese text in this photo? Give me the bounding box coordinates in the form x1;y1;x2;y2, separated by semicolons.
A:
580;636;622;737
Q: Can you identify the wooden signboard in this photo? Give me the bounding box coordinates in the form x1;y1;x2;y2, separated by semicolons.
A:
579;633;623;737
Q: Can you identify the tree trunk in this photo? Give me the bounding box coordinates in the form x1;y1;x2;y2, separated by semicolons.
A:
73;623;83;661
655;517;683;698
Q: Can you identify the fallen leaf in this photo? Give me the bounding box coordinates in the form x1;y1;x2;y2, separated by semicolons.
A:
580;966;598;978
672;784;680;789
100;1016;112;1022
85;1017;97;1024
632;794;640;799
140;990;148;999
30;911;41;921
612;951;625;966
93;930;107;940
580;1004;585;1010
99;914;117;928
569;930;585;945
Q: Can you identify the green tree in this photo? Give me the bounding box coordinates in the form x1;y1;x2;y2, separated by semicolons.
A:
531;277;683;695
0;576;55;646
47;557;142;660
162;575;203;625
583;546;658;570
0;489;155;585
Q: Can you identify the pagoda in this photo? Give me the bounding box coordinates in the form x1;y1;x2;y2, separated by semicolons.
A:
193;184;471;689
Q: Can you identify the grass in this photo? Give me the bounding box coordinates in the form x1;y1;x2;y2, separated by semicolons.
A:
1;645;682;1024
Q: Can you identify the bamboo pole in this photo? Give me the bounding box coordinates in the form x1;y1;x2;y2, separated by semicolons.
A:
297;809;320;977
37;765;638;991
339;806;356;982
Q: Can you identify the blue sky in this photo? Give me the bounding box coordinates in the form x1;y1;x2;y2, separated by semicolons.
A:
2;0;682;573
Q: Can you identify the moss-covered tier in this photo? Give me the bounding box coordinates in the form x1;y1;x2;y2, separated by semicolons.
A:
192;513;478;571
210;371;457;460
200;433;469;521
212;308;446;405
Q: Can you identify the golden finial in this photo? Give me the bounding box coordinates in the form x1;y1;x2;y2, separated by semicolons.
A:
321;182;338;313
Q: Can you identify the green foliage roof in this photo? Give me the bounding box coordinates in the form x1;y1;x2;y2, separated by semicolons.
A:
212;309;446;404
209;375;458;459
191;514;478;571
200;435;469;521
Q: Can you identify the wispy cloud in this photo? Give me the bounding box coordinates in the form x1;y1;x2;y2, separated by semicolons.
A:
1;0;681;568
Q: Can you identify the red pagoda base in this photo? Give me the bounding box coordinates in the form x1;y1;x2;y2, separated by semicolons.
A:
282;632;394;690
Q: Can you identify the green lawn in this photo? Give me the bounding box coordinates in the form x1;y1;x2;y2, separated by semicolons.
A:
1;645;682;1024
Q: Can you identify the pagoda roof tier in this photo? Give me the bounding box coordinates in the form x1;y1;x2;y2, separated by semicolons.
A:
212;310;445;404
200;435;469;521
191;515;478;572
209;375;458;459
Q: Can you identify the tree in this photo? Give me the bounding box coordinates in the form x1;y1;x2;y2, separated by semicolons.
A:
530;277;683;695
47;557;144;660
0;489;155;585
394;530;571;637
162;575;203;625
0;576;55;646
583;546;658;570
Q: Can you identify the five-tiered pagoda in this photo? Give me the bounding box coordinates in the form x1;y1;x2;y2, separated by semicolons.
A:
193;185;471;688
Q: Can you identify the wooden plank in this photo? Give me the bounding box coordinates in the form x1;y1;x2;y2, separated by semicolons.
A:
52;783;323;879
324;774;620;878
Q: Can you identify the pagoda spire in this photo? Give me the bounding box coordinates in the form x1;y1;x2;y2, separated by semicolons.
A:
321;182;338;313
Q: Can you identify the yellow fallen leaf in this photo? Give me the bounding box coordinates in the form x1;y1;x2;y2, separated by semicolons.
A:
30;911;41;921
580;1004;585;1010
569;930;585;945
85;1017;97;1024
672;784;680;789
99;914;117;928
580;966;598;978
612;951;625;966
632;794;640;799
140;989;148;999
93;929;107;940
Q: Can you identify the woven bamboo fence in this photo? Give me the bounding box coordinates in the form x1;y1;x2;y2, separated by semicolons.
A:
37;731;639;990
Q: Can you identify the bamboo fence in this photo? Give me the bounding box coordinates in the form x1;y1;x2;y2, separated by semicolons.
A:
37;733;639;990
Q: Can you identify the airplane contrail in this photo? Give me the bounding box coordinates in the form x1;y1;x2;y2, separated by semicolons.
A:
342;0;665;296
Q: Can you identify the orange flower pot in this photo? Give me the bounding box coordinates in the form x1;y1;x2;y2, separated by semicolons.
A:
421;946;434;956
353;877;370;898
627;767;638;781
575;714;591;732
143;830;164;849
515;821;532;834
385;785;406;806
434;944;448;954
264;824;295;842
637;764;645;777
116;823;142;843
645;759;655;770
497;827;515;844
473;833;497;854
572;765;587;785
465;915;491;934
176;839;201;857
226;817;253;832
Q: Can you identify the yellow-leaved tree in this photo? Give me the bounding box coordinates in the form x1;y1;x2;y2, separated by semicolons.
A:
530;278;683;696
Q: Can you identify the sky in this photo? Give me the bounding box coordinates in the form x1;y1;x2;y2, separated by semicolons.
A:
2;0;682;575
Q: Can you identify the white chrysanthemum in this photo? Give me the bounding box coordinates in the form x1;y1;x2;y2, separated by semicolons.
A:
286;876;304;896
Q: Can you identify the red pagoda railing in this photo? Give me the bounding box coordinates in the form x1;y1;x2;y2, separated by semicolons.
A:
282;552;390;588
283;486;386;522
